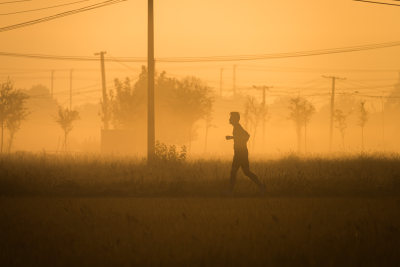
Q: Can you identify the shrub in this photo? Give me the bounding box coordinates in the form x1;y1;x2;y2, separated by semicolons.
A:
154;141;187;162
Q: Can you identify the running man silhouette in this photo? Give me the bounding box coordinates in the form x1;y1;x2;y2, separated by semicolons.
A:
226;112;265;193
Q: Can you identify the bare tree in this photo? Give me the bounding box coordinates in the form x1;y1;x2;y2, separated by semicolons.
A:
334;109;350;150
6;103;29;153
56;106;80;152
303;100;315;153
358;101;369;152
0;80;28;153
288;97;315;153
244;96;268;151
203;105;215;153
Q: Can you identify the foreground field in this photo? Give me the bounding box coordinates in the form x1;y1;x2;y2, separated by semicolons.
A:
1;153;400;197
1;197;400;266
1;154;400;265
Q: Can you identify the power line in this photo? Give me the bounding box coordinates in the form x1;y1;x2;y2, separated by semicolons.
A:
238;65;400;73
0;0;127;33
0;0;30;5
0;0;90;16
107;53;137;70
155;41;400;62
1;40;400;63
354;0;400;7
0;51;144;62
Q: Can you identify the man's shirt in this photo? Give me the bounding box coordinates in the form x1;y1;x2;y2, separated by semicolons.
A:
233;123;250;153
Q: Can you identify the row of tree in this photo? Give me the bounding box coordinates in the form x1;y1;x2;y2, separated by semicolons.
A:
1;69;396;154
0;79;81;152
243;95;371;153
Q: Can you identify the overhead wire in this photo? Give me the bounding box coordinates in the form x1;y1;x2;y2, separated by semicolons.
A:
0;0;90;16
0;0;30;5
1;40;400;63
0;0;127;33
354;0;400;7
154;41;400;62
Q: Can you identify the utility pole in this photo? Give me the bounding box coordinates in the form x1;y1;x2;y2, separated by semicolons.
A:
380;93;385;151
219;68;224;97
148;0;155;162
95;51;109;130
232;65;236;97
253;85;272;147
323;75;346;152
50;70;54;98
69;69;73;110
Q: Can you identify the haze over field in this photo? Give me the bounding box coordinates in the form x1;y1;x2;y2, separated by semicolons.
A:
1;0;400;156
2;1;400;266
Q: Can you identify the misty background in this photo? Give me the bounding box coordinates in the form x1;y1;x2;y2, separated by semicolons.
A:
1;0;400;156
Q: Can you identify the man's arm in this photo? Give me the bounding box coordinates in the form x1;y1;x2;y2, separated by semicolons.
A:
225;136;234;140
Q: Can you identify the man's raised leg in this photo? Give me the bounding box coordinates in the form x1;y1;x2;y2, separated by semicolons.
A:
230;158;240;192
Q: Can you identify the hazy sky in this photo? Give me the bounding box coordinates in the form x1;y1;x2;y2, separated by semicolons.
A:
1;0;400;105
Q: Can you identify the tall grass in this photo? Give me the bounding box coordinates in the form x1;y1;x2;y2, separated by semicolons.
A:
0;152;399;197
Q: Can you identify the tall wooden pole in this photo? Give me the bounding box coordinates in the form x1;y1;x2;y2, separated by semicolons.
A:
323;75;346;152
148;0;155;161
219;68;224;97
232;65;236;97
253;85;272;147
329;77;335;151
50;70;54;98
95;51;109;130
69;69;73;110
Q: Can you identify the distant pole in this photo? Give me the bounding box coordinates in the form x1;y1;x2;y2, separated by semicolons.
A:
233;65;236;97
381;94;385;150
69;69;73;110
219;68;224;97
148;0;155;161
95;51;109;130
50;70;54;98
253;85;272;147
323;75;346;152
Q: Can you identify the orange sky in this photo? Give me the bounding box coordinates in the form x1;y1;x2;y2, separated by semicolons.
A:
0;0;400;106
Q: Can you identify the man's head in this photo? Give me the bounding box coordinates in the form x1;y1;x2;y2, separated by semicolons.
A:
229;112;240;125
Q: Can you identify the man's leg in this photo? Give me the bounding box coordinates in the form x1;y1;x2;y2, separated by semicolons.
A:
230;156;240;192
241;159;265;191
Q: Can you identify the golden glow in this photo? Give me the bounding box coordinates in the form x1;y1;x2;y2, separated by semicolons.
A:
1;0;400;155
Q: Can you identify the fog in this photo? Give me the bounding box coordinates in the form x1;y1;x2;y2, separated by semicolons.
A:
4;67;400;158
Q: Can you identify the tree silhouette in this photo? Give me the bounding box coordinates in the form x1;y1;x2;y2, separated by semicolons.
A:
334;109;350;150
0;80;28;153
358;101;368;152
173;76;213;151
288;97;315;153
244;96;268;151
56;106;80;151
107;67;213;148
203;102;214;153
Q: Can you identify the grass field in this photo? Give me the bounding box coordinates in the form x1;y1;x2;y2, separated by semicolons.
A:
1;153;400;197
1;153;400;266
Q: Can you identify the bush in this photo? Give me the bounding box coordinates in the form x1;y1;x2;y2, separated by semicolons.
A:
154;141;187;162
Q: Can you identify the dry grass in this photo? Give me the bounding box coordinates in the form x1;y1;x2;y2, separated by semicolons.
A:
0;152;399;197
1;153;400;265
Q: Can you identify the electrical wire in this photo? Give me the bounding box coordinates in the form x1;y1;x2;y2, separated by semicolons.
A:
0;0;30;5
0;0;127;33
1;40;400;63
0;51;144;62
354;0;400;7
0;0;90;16
155;41;400;62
